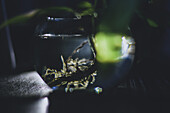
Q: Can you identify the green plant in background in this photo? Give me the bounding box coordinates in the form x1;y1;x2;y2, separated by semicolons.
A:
0;0;138;63
93;0;138;62
0;1;95;29
1;0;169;62
1;0;169;91
95;32;122;63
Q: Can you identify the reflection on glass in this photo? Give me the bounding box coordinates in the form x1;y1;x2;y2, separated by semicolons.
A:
34;16;97;93
34;16;135;93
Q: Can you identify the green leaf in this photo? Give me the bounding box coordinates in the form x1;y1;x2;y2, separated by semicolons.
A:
95;32;122;63
0;9;40;29
77;1;92;9
76;1;95;16
0;6;74;29
98;0;138;33
79;8;94;16
147;18;159;28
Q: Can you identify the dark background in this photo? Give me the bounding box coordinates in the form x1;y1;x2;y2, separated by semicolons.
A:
0;0;170;113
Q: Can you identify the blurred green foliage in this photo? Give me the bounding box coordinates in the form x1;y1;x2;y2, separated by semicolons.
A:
1;0;169;63
0;1;97;29
95;32;122;63
97;0;138;33
0;7;74;29
146;18;158;28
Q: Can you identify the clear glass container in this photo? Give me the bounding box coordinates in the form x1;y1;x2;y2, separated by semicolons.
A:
33;15;135;93
33;16;97;92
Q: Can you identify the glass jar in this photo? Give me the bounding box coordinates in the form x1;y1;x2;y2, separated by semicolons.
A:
33;16;97;92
